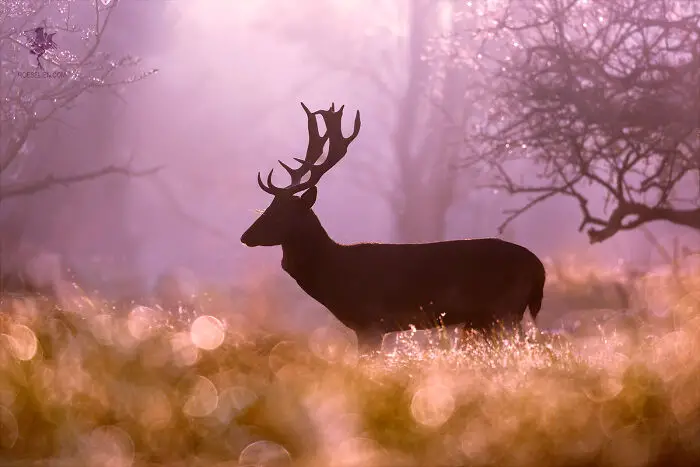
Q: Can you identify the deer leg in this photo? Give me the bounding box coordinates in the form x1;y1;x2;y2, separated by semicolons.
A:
505;318;526;340
356;330;384;354
495;305;529;342
486;287;529;340
457;323;489;346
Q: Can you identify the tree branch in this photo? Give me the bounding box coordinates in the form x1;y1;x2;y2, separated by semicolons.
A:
588;204;700;243
0;163;162;198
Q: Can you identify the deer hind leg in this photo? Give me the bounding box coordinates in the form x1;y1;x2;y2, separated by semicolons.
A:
487;282;532;339
491;296;529;338
498;314;526;341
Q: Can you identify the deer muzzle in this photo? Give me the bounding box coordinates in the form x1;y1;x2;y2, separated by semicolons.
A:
240;229;256;247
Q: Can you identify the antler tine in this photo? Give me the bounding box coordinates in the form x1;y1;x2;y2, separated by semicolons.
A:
285;105;361;192
348;109;361;142
257;170;280;195
278;160;296;178
257;168;293;196
316;107;361;162
301;102;329;168
272;102;329;187
255;103;361;196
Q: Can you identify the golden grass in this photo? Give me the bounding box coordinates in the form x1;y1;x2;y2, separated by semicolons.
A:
0;267;698;467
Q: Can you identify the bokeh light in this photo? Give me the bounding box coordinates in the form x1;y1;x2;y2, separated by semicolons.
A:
170;331;199;366
3;324;37;361
0;264;698;465
239;440;291;467
182;375;219;417
410;382;456;428
80;426;135;467
190;314;225;350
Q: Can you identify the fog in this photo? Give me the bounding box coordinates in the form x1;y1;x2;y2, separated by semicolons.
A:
1;0;697;301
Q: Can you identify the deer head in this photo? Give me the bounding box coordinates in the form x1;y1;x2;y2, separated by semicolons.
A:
241;102;361;247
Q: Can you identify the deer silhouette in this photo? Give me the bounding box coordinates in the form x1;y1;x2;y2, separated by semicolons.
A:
241;103;546;351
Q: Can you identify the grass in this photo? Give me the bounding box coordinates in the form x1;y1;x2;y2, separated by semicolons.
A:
0;266;699;466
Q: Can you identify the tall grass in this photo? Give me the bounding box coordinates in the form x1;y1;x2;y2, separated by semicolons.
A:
0;267;698;466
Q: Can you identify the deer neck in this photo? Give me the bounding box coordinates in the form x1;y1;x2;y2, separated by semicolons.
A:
280;214;335;282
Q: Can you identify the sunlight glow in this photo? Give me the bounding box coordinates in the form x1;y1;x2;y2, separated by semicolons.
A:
333;437;387;466
127;306;162;341
138;388;173;431
437;1;454;33
309;326;358;364
90;314;114;345
214;386;258;424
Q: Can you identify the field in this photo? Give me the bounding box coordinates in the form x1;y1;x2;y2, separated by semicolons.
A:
0;264;699;467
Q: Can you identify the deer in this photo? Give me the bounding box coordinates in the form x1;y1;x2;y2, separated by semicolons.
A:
241;102;547;351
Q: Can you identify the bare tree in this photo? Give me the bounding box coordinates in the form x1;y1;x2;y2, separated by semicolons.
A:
0;0;159;294
0;0;158;204
466;0;700;244
392;0;472;243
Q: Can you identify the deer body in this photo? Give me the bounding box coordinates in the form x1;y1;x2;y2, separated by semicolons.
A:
274;209;544;348
241;102;546;350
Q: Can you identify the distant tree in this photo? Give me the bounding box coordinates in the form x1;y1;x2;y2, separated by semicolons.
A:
466;0;700;243
0;0;158;204
259;0;480;243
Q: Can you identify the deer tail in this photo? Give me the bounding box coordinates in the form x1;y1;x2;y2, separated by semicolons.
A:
528;265;546;322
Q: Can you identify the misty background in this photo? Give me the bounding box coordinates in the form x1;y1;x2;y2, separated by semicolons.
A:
1;0;697;327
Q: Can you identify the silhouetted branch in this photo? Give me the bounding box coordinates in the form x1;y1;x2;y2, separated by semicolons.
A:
587;204;700;244
150;176;236;245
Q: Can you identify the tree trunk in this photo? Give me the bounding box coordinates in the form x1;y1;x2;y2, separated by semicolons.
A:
392;0;466;244
391;0;432;242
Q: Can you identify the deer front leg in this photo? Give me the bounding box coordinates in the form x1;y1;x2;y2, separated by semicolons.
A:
356;330;385;354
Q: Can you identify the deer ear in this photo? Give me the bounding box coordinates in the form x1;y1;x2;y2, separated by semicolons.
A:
300;186;317;208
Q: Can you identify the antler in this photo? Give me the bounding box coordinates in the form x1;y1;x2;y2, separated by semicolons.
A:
257;102;361;196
